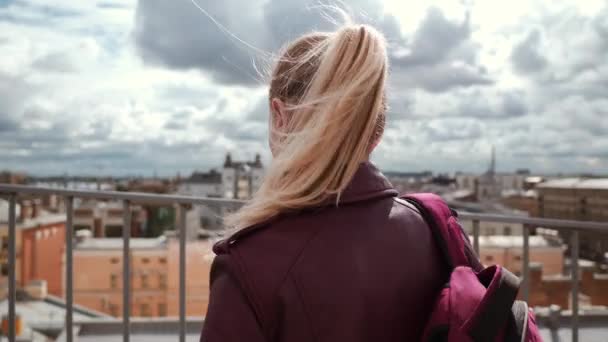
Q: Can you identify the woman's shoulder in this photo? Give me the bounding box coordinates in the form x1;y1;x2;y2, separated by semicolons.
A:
213;209;329;256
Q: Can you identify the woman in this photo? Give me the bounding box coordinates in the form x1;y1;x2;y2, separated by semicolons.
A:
200;23;447;342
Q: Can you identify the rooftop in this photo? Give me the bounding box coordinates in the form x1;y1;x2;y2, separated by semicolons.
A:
75;236;167;250
0;293;109;340
537;178;608;190
183;170;222;184
475;235;562;248
0;211;66;230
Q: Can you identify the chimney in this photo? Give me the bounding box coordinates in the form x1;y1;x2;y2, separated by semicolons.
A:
25;280;48;300
31;199;41;218
19;200;32;221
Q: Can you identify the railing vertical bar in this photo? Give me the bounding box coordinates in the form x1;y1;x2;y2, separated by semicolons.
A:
179;205;187;342
7;194;16;342
122;200;131;342
571;231;579;342
522;224;530;303
472;220;480;256
65;196;74;342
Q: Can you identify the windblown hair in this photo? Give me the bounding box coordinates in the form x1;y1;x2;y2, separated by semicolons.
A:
225;23;388;229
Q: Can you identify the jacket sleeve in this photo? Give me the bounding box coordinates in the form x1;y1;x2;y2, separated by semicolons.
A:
200;253;266;342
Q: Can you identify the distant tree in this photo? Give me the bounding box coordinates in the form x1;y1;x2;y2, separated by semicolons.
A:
144;205;175;237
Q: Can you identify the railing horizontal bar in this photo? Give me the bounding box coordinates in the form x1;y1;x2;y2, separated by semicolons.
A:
0;184;245;207
459;212;608;233
2;184;607;233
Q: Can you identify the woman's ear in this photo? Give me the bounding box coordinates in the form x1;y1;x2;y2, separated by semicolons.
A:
270;98;287;130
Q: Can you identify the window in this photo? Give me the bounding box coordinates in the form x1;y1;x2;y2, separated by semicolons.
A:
513;255;522;261
486;227;496;235
142;257;150;264
159;257;167;264
484;255;494;263
105;225;123;237
159;274;167;289
110;274;118;289
141;274;149;289
110;257;120;264
1;237;8;250
504;226;512;236
140;303;151;317
158;303;167;317
1;263;8;276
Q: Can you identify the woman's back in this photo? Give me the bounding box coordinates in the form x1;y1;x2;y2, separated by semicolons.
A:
201;163;448;341
199;19;448;342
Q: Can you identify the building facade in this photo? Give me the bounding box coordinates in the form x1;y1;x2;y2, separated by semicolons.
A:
73;200;146;238
537;178;608;262
177;170;224;231
70;235;215;318
0;205;66;297
222;153;264;199
477;235;565;276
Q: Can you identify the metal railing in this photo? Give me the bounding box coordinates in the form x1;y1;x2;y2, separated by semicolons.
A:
0;184;244;342
1;183;608;342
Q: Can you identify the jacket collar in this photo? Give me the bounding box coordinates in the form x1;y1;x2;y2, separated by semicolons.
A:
215;162;397;252
322;161;398;206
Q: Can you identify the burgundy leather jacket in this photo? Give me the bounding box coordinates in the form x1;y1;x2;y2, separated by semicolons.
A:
200;162;448;342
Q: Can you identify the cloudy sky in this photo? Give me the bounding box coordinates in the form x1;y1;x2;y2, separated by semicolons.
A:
0;0;606;176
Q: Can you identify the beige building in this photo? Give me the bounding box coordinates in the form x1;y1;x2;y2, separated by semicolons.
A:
537;178;608;261
70;234;214;317
222;153;264;199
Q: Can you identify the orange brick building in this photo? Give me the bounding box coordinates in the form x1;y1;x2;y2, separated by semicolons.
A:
0;201;66;297
478;235;564;276
70;235;214;317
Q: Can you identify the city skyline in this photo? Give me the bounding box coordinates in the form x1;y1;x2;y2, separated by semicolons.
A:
0;0;607;176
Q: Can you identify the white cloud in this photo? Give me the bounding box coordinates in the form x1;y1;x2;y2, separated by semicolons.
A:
0;0;606;175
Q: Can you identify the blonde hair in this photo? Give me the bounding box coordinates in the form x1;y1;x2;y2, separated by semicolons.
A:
226;24;388;229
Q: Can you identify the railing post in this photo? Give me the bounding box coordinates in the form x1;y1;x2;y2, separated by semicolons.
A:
472;220;480;256
179;204;187;342
522;224;531;303
571;231;579;342
65;196;74;342
7;194;16;342
122;200;131;342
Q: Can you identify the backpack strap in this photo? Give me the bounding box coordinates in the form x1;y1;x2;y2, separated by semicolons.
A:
464;266;522;341
402;193;470;268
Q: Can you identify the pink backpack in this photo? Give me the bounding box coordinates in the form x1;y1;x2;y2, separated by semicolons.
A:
402;193;543;342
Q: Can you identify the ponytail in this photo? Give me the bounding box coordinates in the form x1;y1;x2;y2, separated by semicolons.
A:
225;24;388;229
